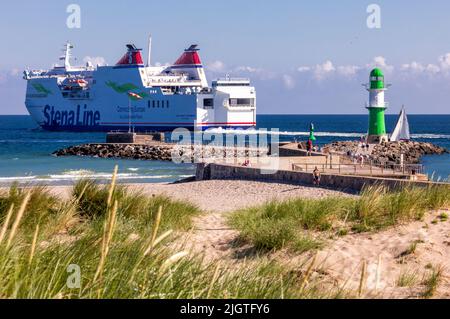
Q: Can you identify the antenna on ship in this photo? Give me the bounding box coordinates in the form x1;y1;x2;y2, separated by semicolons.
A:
61;41;73;71
147;35;152;67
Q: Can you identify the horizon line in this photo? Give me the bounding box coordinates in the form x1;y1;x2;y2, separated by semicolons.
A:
2;113;450;116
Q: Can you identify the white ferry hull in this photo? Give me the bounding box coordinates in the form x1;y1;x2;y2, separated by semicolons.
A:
24;43;257;132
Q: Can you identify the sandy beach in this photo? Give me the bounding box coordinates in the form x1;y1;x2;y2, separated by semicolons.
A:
3;179;449;298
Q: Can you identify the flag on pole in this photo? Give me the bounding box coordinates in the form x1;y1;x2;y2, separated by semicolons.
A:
127;92;143;100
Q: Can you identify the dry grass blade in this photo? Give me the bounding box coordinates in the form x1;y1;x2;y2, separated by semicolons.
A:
358;260;367;298
299;252;317;292
95;166;119;282
144;205;163;256
106;165;119;208
0;204;14;244
28;224;40;265
160;251;189;273
207;263;221;299
6;192;31;249
152;230;173;248
94;200;118;282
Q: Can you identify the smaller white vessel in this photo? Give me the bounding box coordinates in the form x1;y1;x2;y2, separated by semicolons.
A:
390;106;410;142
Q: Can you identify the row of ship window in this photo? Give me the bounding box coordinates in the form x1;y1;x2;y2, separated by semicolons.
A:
147;100;170;108
146;98;254;109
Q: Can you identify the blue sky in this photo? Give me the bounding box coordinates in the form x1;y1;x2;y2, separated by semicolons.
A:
1;0;450;114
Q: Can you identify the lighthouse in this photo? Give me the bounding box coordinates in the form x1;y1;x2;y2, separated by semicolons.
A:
365;68;389;144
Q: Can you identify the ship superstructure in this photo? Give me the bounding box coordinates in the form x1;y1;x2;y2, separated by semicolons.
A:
23;41;256;131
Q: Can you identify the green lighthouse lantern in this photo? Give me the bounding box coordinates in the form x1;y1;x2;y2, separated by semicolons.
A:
365;68;388;144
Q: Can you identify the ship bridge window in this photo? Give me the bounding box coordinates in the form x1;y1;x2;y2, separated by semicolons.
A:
203;98;214;109
229;98;254;107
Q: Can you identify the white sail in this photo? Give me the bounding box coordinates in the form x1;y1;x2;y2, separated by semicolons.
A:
390;106;410;141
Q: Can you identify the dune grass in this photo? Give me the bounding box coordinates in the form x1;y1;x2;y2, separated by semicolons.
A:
421;265;444;298
0;169;340;299
73;179;199;232
396;269;419;288
228;184;450;252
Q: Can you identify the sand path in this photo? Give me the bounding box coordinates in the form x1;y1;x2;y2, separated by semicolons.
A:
131;180;350;262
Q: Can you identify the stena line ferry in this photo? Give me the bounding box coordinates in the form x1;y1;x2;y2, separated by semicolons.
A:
23;40;256;132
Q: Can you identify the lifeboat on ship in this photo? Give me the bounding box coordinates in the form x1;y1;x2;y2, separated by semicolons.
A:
61;78;89;91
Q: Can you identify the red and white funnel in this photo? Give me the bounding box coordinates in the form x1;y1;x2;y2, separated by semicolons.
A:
173;44;202;66
170;45;207;87
116;44;144;67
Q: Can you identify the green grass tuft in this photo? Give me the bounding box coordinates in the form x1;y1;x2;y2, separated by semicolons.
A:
72;179;199;232
396;269;418;287
228;184;450;253
421;266;444;298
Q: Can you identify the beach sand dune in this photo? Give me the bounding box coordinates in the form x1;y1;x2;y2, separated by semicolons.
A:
4;179;448;298
128;180;449;298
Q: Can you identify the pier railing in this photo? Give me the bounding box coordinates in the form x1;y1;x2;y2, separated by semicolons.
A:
292;162;424;177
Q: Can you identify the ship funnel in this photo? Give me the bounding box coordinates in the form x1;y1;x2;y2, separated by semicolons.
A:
170;44;207;87
173;44;202;66
116;44;144;66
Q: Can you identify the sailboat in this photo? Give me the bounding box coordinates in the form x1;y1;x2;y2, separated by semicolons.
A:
390;106;411;142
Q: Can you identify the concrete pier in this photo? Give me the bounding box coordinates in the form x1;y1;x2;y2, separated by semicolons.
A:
195;162;446;192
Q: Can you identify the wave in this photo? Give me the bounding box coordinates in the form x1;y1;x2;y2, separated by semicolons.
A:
0;172;185;183
411;134;450;139
205;128;450;139
0;139;92;143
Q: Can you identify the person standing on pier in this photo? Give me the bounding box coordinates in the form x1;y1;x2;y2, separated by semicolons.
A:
313;166;321;186
307;139;313;156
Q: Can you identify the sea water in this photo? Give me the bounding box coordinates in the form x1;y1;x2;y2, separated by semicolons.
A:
0;115;448;185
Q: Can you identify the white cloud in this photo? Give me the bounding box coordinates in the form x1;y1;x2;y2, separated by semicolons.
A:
438;53;450;72
297;61;360;80
206;60;226;72
232;66;276;80
367;56;394;73
426;64;441;74
313;60;335;80
282;74;295;89
235;66;263;73
83;56;107;66
401;61;440;75
337;65;360;77
297;66;311;72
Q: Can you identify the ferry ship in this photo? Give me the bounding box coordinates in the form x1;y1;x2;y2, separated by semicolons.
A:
23;41;256;132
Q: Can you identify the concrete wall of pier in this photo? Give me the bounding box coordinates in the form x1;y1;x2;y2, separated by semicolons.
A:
196;163;446;192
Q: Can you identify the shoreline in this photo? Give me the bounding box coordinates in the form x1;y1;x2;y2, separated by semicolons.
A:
1;179;355;212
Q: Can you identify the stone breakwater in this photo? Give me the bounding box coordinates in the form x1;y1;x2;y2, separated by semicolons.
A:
322;141;447;165
53;143;268;162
